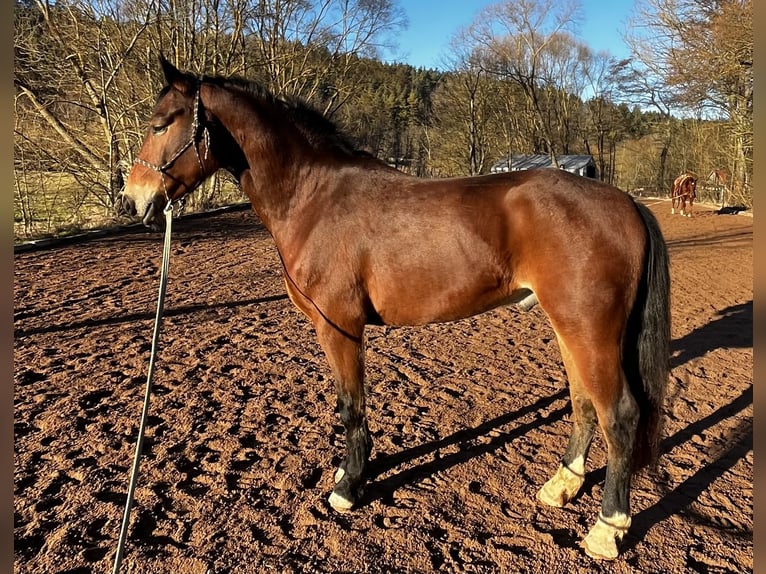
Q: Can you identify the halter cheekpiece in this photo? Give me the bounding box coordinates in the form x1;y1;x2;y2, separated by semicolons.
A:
133;80;210;203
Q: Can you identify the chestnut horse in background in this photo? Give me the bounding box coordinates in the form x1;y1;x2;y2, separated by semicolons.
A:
671;172;697;216
119;56;671;561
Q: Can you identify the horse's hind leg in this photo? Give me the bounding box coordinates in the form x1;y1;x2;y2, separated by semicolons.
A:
314;320;372;513
582;376;638;560
543;332;638;560
537;340;596;507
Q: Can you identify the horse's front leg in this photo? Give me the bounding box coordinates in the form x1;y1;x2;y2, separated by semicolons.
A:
315;319;372;513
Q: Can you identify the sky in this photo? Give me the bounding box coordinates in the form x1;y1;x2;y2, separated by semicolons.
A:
386;0;636;70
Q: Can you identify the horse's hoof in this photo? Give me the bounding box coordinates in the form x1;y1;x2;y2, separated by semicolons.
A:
334;467;345;484
328;491;355;513
536;463;584;507
582;513;630;560
537;482;567;507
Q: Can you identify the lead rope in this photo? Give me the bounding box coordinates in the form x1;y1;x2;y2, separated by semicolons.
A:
112;201;174;574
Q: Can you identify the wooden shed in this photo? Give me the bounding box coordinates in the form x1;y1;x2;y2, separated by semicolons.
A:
490;154;598;179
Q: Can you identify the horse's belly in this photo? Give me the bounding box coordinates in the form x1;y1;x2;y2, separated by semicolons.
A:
368;267;523;326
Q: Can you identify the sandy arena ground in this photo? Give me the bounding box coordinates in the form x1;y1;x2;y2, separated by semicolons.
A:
14;199;752;573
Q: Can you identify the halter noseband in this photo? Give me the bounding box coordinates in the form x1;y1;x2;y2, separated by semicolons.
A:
133;81;211;203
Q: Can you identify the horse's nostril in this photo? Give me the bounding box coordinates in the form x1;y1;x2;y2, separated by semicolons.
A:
118;194;137;216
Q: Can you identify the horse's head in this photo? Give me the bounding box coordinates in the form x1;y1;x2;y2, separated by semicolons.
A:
685;174;698;198
120;56;217;229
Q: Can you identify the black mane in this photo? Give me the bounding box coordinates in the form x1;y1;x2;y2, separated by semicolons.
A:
200;73;370;158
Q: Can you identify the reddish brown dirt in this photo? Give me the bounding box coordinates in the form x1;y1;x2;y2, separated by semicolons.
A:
14;199;753;574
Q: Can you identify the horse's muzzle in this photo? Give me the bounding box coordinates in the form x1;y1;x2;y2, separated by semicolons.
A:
117;193;164;231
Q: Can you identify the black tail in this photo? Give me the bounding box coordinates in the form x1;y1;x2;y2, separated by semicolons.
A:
625;200;671;470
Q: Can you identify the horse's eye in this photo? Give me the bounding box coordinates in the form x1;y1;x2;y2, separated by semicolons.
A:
152;125;168;135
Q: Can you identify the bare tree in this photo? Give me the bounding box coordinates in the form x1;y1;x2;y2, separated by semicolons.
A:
612;7;678;195
539;32;591;154
14;0;408;236
684;0;752;204
15;0;153;212
619;0;752;203
434;29;493;175
582;50;621;183
246;0;406;114
468;0;582;166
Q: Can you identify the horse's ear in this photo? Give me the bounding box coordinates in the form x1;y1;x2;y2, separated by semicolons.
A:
159;54;181;85
158;54;194;93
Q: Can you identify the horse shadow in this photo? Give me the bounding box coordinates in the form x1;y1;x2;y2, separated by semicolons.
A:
13;293;289;338
359;386;751;560
665;228;751;252
624;385;752;550
671;300;752;369
363;388;570;506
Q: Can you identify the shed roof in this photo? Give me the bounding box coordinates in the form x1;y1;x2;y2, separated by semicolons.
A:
491;154;595;173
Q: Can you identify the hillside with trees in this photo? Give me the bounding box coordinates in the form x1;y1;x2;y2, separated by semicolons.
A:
14;0;752;240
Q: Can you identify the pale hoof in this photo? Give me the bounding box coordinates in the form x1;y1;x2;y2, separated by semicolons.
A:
582;513;631;560
334;467;345;484
328;491;354;513
536;464;584;507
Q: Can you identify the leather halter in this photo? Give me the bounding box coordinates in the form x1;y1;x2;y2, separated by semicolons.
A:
133;82;210;202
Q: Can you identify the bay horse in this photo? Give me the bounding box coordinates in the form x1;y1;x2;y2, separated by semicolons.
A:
671;172;697;216
120;56;670;561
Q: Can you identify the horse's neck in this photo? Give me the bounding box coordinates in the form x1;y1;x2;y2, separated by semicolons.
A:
205;84;313;232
